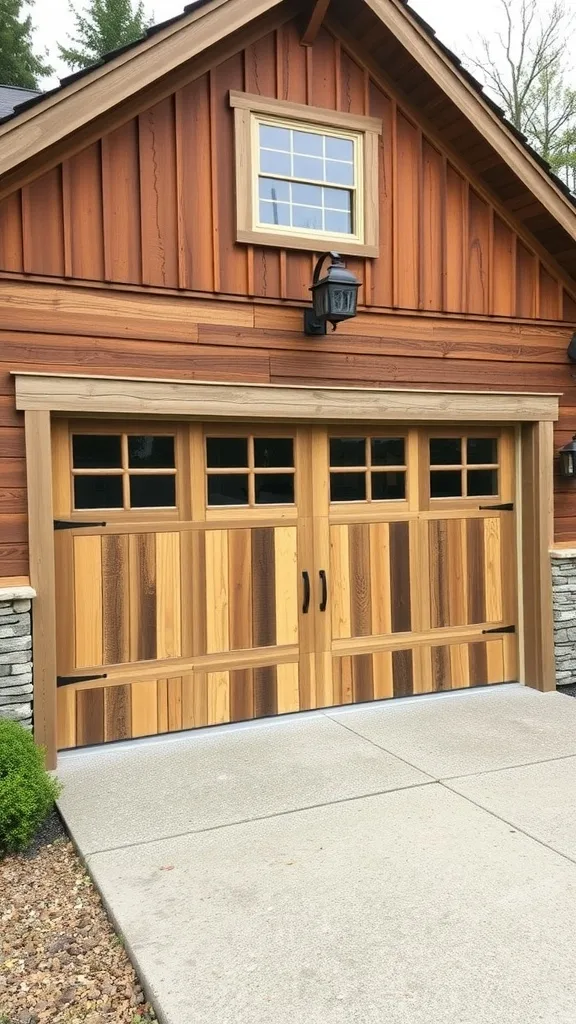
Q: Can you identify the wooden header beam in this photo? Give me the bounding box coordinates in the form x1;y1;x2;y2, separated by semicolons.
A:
13;372;560;423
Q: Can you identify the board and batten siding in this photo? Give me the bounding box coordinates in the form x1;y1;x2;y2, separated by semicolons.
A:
0;16;575;578
0;20;573;319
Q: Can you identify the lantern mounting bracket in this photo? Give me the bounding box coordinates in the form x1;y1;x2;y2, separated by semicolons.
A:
304;251;361;336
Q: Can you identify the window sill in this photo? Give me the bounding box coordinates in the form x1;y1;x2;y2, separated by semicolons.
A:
237;227;379;258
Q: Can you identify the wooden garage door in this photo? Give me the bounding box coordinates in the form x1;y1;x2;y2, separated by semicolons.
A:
311;426;517;705
53;420;518;749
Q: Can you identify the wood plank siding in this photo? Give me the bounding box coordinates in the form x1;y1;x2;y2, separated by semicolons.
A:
0;15;575;577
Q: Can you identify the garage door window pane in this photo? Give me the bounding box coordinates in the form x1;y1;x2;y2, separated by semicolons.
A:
73;435;122;469
467;438;498;465
372;472;406;501
208;474;249;506
330;438;366;467
467;470;498;496
130;475;176;508
207;438;248;469
430;471;462;498
255;474;294;504
74;475;123;509
330;472;366;502
430;439;462;465
254;438;294;468
128;436;175;468
371;438;405;466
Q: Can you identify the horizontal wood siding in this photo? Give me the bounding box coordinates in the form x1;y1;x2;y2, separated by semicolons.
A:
0;18;571;322
1;289;575;575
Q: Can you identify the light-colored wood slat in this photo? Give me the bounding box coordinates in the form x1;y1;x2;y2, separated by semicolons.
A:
483;517;503;623
207;670;230;725
276;662;300;713
131;680;158;737
57;688;76;749
447;518;467;627
205;530;229;654
73;534;102;669
372;650;394;699
274;526;298;646
168;677;183;731
155;532;182;659
486;640;505;684
503;634;519;681
330;524;351;640
450;642;471;688
369;522;391;635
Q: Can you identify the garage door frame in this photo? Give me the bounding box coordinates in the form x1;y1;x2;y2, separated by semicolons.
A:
14;371;559;768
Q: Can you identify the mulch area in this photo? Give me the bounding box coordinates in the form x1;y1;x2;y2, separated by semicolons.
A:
0;810;157;1024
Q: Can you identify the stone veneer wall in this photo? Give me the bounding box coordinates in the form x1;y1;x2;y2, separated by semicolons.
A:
0;587;35;728
551;551;576;687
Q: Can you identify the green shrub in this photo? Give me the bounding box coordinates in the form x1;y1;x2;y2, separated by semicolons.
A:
0;719;61;856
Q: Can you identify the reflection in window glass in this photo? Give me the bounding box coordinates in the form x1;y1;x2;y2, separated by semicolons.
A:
430;471;463;498
261;149;291;176
372;472;406;501
430;439;462;466
255;474;295;504
293;205;323;230
467;438;498;465
208;474;249;506
293;130;323;156
74;475;123;510
330;438;366;467
206;438;248;469
130;475;176;508
330;472;367;502
254;438;294;468
260;201;291;226
259;124;290;151
128;436;175;469
467;470;498;497
72;435;122;469
326;160;354;186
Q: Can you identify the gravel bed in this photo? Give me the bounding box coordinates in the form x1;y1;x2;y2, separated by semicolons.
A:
0;819;158;1024
558;684;576;699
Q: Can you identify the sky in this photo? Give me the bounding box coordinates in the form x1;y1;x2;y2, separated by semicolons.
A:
29;0;576;90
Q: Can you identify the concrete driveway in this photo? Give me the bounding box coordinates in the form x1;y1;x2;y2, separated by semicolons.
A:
57;684;576;1024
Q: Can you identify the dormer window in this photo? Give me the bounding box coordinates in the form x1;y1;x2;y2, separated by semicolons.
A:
230;91;382;257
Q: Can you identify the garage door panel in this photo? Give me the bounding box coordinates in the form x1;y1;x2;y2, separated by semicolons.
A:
428;515;506;630
204;524;299;655
329;520;413;640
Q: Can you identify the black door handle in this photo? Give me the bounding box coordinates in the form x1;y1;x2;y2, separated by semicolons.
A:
302;571;311;614
319;570;328;612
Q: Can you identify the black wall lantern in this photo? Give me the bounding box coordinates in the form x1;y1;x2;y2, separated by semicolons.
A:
559;435;576;478
304;252;361;336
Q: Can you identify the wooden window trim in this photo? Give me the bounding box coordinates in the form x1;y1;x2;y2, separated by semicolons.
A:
230;90;382;257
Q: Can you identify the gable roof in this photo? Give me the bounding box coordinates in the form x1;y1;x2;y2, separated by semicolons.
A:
0;0;574;254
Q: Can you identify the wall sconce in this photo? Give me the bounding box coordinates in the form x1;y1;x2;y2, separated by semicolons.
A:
304;252;361;336
559;435;576;477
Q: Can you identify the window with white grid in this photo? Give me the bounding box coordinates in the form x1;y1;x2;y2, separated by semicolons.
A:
255;118;362;240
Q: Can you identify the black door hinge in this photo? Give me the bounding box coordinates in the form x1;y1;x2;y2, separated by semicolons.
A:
479;503;514;511
54;520;107;531
482;625;516;635
57;673;108;687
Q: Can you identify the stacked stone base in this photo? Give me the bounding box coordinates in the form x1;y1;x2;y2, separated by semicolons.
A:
552;551;576;687
0;588;35;729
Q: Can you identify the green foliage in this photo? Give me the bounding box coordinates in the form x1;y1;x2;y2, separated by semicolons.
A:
58;0;151;71
0;718;61;856
0;0;53;88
